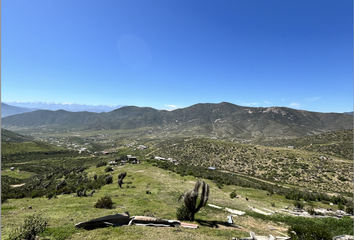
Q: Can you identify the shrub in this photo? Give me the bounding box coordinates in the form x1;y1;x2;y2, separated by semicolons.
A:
104;175;113;184
338;203;345;211
31;190;44;199
288;219;333;240
230;191;237;199
104;166;113;172
146;190;151;194
271;202;276;207
176;204;193;221
96;161;107;168
294;200;304;209
306;201;315;215
346;206;353;215
9;214;47;240
94;196;113;209
57;186;71;195
46;191;57;200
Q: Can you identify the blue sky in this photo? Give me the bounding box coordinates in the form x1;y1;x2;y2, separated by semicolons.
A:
2;0;353;112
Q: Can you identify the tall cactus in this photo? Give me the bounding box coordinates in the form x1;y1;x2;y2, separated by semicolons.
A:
178;180;209;221
118;172;127;188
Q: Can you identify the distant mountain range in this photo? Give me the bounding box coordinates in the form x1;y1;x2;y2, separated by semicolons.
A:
1;103;39;117
2;102;352;139
1;102;125;117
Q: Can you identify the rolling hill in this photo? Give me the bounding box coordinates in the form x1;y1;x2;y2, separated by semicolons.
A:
1;129;71;161
1;129;34;142
2;102;353;139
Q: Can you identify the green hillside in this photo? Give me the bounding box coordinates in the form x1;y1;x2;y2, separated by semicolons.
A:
1;156;353;239
1;129;73;162
1;141;67;157
152;137;353;193
1;128;34;142
258;129;353;160
2;102;353;140
1;129;353;239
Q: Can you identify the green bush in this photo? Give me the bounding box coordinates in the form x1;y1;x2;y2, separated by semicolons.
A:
104;166;113;172
96;161;107;168
176;204;193;221
306;202;316;215
30;189;44;199
288;219;332;240
9;214;47;240
46;191;57;199
104;175;113;184
230;191;237;199
94;196;113;209
338;203;345;211
248;212;353;238
294;200;304;209
345;205;353;215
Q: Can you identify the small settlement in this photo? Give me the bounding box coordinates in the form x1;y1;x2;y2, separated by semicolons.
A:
108;155;141;166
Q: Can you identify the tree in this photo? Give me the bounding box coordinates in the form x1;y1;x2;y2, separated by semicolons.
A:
178;180;209;221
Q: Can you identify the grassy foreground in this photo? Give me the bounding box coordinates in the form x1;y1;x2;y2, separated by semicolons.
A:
1;161;303;240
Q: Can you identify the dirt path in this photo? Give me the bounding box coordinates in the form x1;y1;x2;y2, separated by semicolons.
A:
331;158;352;164
220;170;289;188
10;183;26;188
145;148;160;156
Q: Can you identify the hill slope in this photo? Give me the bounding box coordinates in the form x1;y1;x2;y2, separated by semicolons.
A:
1;129;70;160
1;103;38;117
1;129;34;142
153;137;353;193
258;129;353;160
2;102;353;139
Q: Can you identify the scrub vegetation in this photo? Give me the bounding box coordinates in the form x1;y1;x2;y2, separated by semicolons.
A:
1;128;353;239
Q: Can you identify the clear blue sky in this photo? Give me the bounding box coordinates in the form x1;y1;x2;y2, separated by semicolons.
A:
2;0;353;112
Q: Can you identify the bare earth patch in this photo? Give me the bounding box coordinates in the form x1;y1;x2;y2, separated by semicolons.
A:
10;183;26;188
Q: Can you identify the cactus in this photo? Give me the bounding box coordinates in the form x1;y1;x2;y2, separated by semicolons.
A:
117;172;127;188
178;180;209;221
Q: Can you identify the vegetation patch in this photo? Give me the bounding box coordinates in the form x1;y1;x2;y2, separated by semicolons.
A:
9;214;47;240
94;196;114;209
